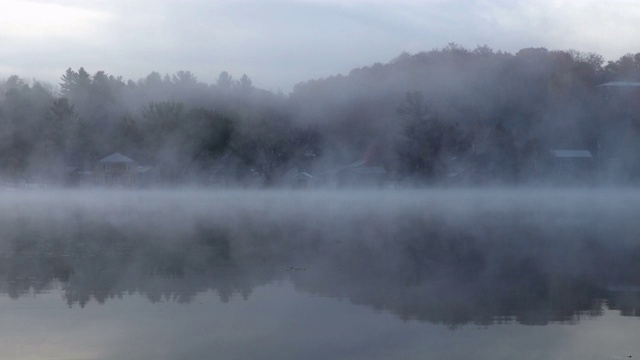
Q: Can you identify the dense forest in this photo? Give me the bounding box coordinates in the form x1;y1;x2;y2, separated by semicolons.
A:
2;44;640;187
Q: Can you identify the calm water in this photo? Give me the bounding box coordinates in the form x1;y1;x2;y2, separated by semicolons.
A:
1;189;640;360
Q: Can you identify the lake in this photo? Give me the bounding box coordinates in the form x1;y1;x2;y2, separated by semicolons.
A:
1;189;639;359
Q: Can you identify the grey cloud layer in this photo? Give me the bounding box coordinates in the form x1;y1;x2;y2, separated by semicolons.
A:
1;0;638;91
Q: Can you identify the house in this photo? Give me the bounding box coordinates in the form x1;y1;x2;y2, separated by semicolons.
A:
65;166;94;186
315;143;388;187
334;159;387;186
94;152;139;186
549;149;594;180
291;172;313;188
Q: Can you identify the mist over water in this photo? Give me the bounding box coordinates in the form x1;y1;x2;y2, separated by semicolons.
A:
2;188;640;359
2;188;640;321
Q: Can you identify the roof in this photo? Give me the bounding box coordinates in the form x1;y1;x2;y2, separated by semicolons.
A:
293;172;313;179
596;81;640;88
99;152;135;163
346;159;367;168
137;166;153;174
340;166;387;175
550;150;592;158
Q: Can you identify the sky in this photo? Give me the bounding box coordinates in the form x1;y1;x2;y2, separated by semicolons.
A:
1;0;640;93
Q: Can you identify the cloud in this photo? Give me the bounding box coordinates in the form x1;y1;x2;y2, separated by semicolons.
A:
0;0;110;39
473;0;640;57
3;0;640;91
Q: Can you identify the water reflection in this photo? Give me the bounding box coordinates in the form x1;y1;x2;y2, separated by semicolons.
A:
1;189;640;326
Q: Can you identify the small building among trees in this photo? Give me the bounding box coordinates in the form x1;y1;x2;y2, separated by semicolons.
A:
335;159;387;186
94;152;139;186
549;149;594;180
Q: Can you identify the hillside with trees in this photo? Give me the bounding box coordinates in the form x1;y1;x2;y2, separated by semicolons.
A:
2;44;640;187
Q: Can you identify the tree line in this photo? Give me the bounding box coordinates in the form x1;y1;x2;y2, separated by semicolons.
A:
2;44;640;186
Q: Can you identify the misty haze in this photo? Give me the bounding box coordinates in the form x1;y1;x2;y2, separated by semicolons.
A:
2;45;640;188
4;3;640;356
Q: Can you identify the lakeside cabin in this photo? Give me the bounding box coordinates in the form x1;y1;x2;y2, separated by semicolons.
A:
549;149;594;179
94;152;140;186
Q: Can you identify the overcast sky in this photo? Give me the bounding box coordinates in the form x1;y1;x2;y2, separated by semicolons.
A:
1;0;640;93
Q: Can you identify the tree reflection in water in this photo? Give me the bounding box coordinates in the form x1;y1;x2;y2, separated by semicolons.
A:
0;189;639;326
